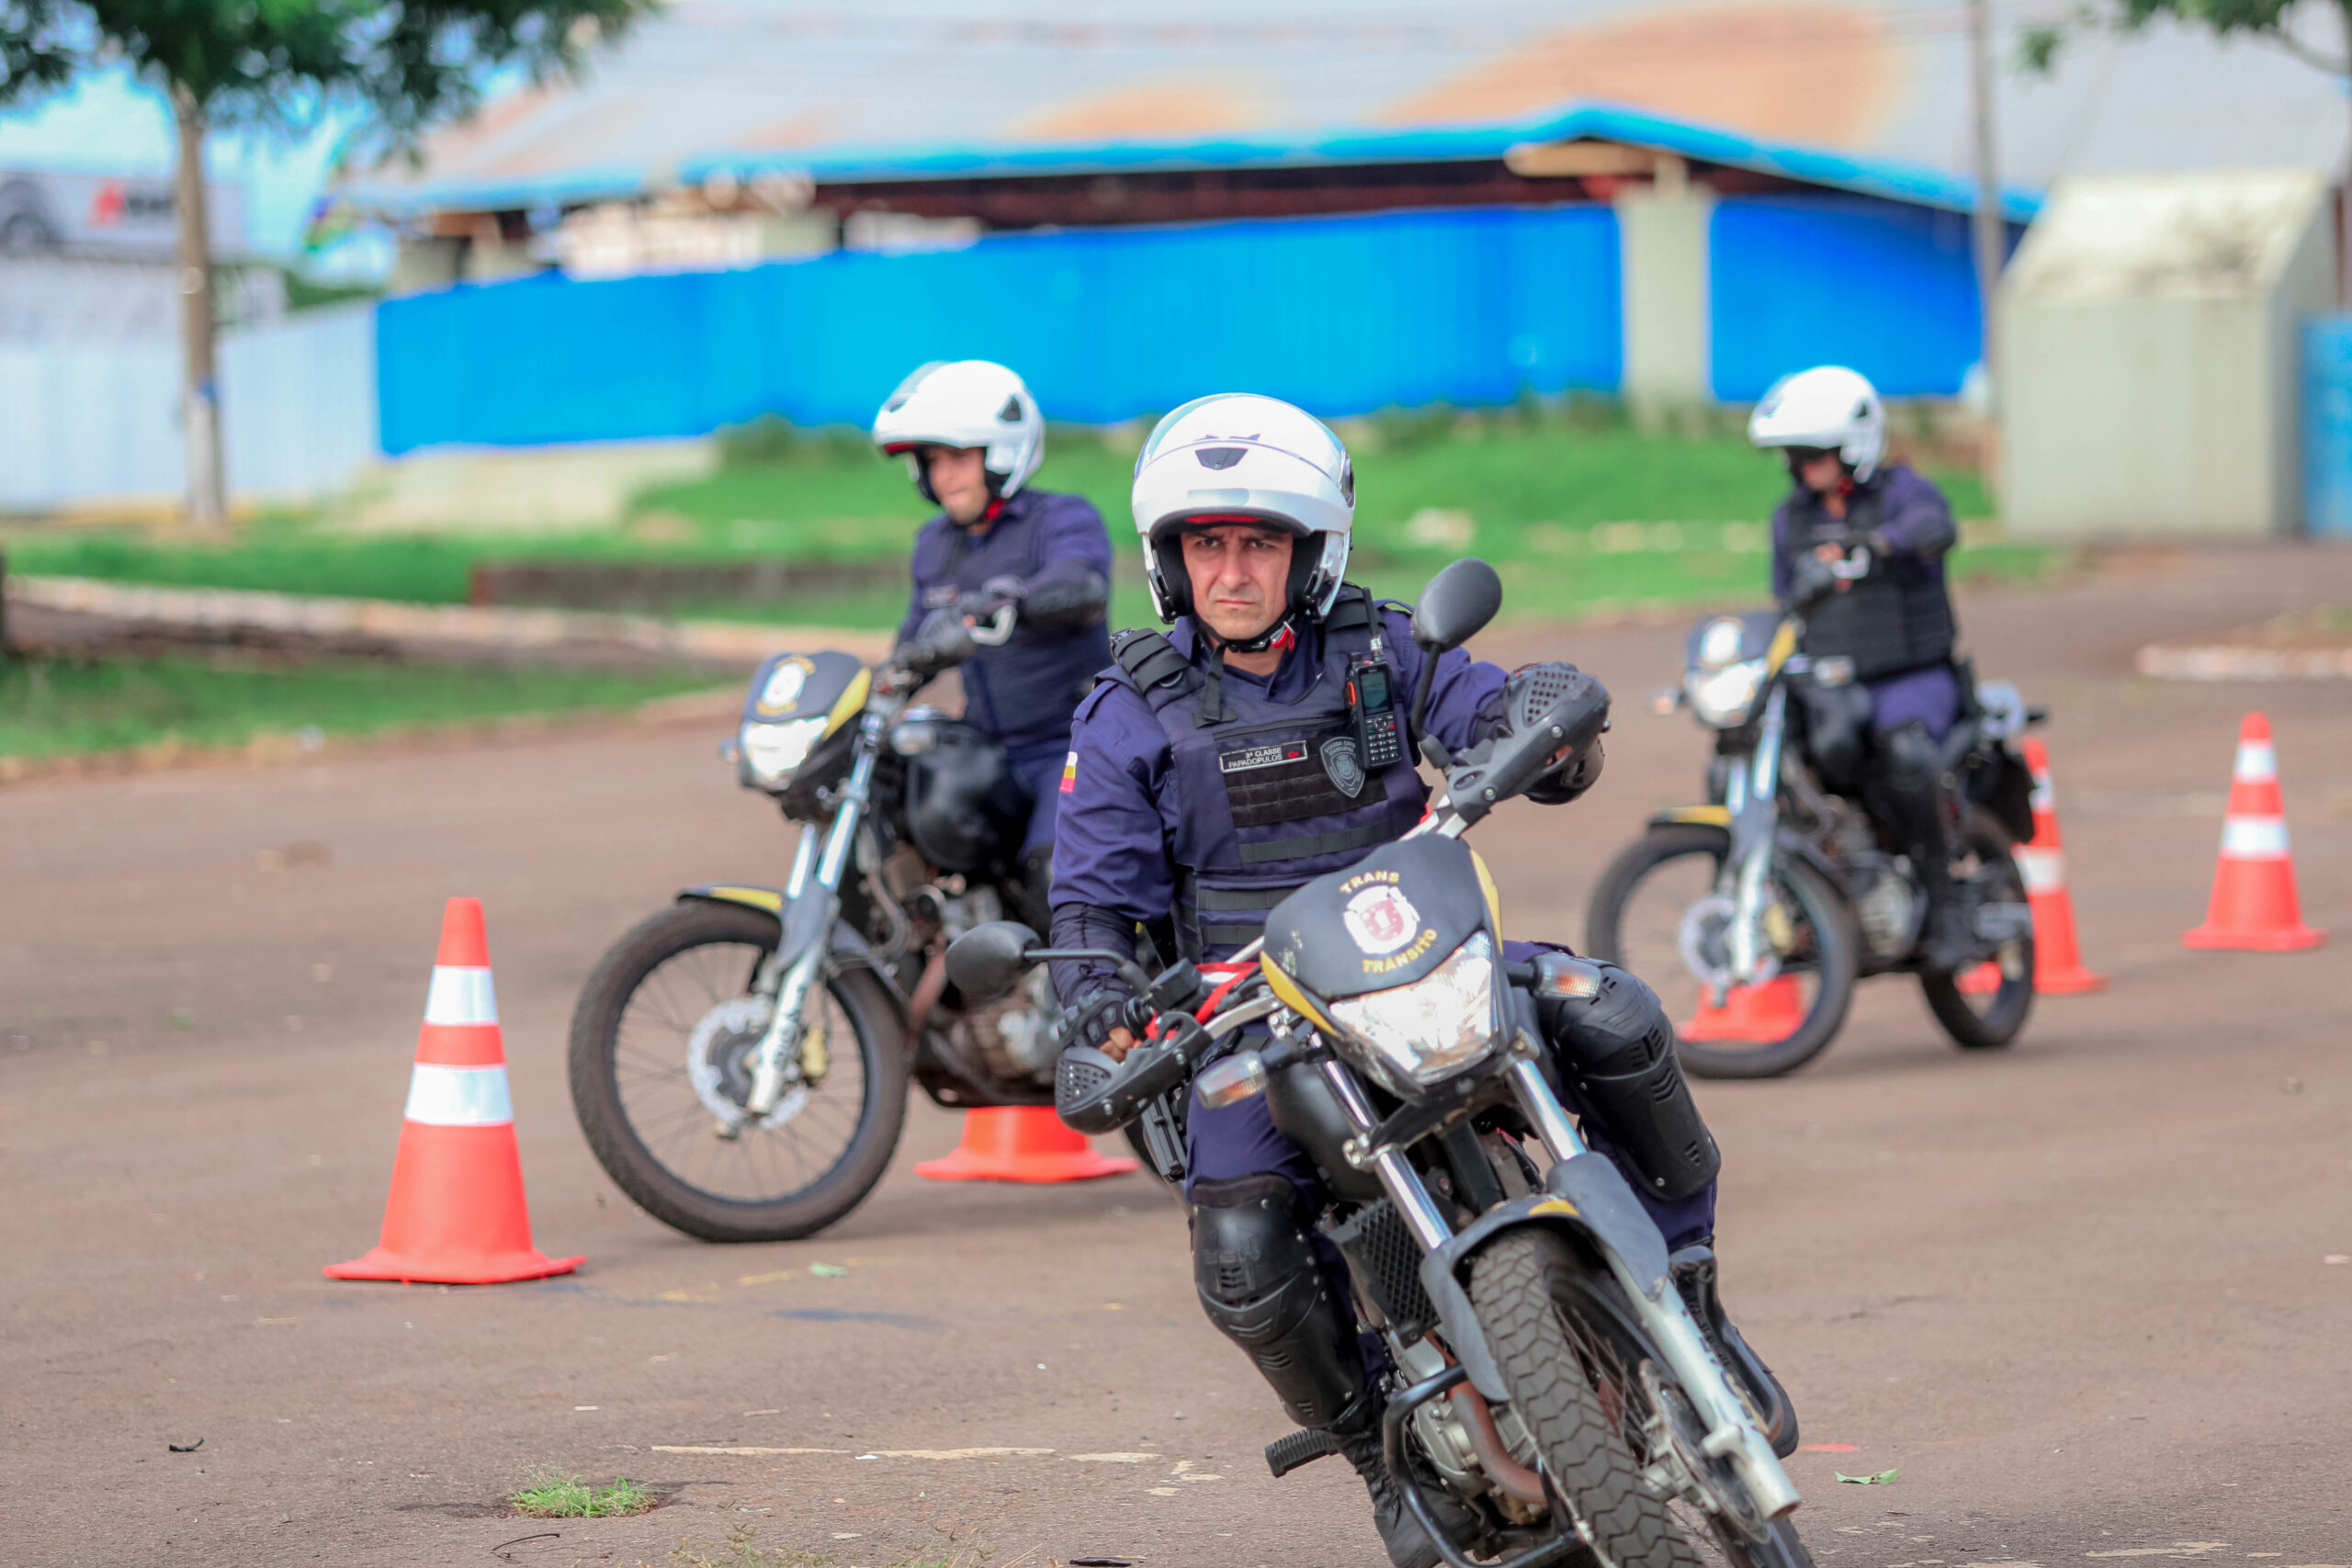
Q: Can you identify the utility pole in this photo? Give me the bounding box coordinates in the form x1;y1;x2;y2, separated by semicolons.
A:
173;84;227;535
1967;0;2006;490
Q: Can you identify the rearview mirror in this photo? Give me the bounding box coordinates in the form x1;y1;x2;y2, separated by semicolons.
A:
944;920;1040;1000
1411;558;1502;652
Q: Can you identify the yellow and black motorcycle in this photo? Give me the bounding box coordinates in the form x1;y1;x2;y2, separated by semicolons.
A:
568;611;1075;1241
1585;608;2040;1078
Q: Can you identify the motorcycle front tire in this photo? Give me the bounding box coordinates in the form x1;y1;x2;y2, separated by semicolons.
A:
570;900;910;1244
1586;824;1860;1080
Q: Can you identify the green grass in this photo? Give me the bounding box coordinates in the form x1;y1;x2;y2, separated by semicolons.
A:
0;653;719;761
508;1468;656;1518
1;412;2030;632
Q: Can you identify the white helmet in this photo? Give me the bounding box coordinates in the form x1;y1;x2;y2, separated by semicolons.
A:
1747;365;1886;482
872;359;1045;504
1129;393;1353;626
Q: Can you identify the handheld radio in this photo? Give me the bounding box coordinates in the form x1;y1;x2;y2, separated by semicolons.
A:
1346;652;1403;771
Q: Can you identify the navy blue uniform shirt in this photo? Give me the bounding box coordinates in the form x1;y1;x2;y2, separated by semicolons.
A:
1049;604;1507;934
898;488;1114;748
1768;462;1955;605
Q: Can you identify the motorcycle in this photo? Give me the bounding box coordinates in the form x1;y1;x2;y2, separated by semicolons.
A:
945;560;1813;1568
1584;603;2041;1079
568;605;1088;1243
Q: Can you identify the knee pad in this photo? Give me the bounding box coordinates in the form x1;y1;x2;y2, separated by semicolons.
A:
1542;965;1721;1203
1867;721;1951;855
1191;1175;1364;1428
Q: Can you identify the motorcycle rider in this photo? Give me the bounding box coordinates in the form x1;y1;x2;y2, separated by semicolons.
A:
1748;365;1973;973
874;360;1114;924
1048;394;1795;1568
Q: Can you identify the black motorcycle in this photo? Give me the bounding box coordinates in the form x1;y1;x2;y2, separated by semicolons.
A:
569;608;1082;1243
1586;607;2041;1078
947;562;1812;1568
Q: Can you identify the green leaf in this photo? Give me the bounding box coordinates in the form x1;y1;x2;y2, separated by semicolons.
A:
1834;1469;1899;1484
808;1262;847;1278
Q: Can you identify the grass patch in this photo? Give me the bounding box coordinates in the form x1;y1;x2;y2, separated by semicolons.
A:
509;1467;656;1518
0;653;719;762
1;409;2028;632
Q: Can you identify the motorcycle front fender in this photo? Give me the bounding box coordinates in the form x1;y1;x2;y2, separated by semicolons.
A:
1416;1152;1678;1406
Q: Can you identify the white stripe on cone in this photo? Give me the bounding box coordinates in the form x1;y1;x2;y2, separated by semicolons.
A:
2015;846;2065;895
2233;741;2277;783
424;966;499;1026
2221;816;2291;859
404;1063;515;1126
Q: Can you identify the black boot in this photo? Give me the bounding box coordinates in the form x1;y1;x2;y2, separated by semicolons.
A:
1670;1244;1799;1460
1918;886;1977;976
1867;721;1973;974
1329;1401;1483;1568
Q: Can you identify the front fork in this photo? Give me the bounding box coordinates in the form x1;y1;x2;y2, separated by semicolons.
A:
743;723;881;1116
1334;1038;1797;1529
1724;685;1788;987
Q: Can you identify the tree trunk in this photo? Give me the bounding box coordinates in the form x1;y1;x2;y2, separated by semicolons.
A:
173;84;227;535
1966;0;2006;494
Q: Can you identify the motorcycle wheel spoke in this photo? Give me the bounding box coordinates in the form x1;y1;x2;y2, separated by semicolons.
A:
609;940;876;1206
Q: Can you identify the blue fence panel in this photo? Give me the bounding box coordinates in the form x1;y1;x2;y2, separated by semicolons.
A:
2303;317;2352;536
376;204;1622;453
1710;195;2008;401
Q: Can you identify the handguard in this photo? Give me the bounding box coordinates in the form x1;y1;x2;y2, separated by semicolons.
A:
1056;1013;1212;1134
1442;663;1611;823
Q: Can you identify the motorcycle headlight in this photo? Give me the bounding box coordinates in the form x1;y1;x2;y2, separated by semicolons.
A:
1327;932;1499;1092
1687;658;1767;728
740;716;830;789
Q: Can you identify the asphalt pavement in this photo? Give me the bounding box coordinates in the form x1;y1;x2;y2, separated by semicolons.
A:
4;544;2349;1568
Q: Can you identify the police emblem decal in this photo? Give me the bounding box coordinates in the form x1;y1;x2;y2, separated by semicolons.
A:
1341;885;1419;956
1321;736;1365;799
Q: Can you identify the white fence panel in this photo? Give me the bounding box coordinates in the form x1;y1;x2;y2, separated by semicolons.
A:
0;340;180;511
220;303;378;502
0;305;378;513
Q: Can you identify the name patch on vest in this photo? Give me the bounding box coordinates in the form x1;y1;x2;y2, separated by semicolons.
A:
1220;740;1309;774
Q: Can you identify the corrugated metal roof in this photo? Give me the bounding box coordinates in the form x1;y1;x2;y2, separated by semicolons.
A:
339;0;2348;220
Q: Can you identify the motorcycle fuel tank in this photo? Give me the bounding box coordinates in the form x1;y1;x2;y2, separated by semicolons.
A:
902;721;1019;874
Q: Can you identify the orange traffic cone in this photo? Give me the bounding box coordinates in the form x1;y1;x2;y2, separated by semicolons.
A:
1962;738;2105;996
1680;976;1805;1043
914;1107;1138;1184
326;898;582;1284
2183;714;2325;953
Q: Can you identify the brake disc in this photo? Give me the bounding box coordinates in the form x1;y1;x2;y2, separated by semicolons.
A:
1637;1360;1770;1544
686;995;809;1135
1677;895;1782;992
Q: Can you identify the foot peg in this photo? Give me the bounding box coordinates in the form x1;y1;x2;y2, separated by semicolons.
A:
1264;1426;1341;1479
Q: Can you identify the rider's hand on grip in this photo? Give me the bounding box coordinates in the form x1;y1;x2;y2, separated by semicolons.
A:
1449;663;1611;819
1055;1011;1205;1134
1786;549;1842;607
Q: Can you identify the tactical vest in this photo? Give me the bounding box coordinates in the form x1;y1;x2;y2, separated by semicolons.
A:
914;492;1112;744
1102;588;1428;960
1792;486;1957;682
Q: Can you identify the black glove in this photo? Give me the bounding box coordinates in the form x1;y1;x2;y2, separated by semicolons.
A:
956;577;1022;624
1058;988;1143;1053
1785;549;1842;608
902;607;976;668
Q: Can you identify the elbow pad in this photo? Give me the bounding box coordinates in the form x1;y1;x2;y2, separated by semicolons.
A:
1021;566;1109;628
